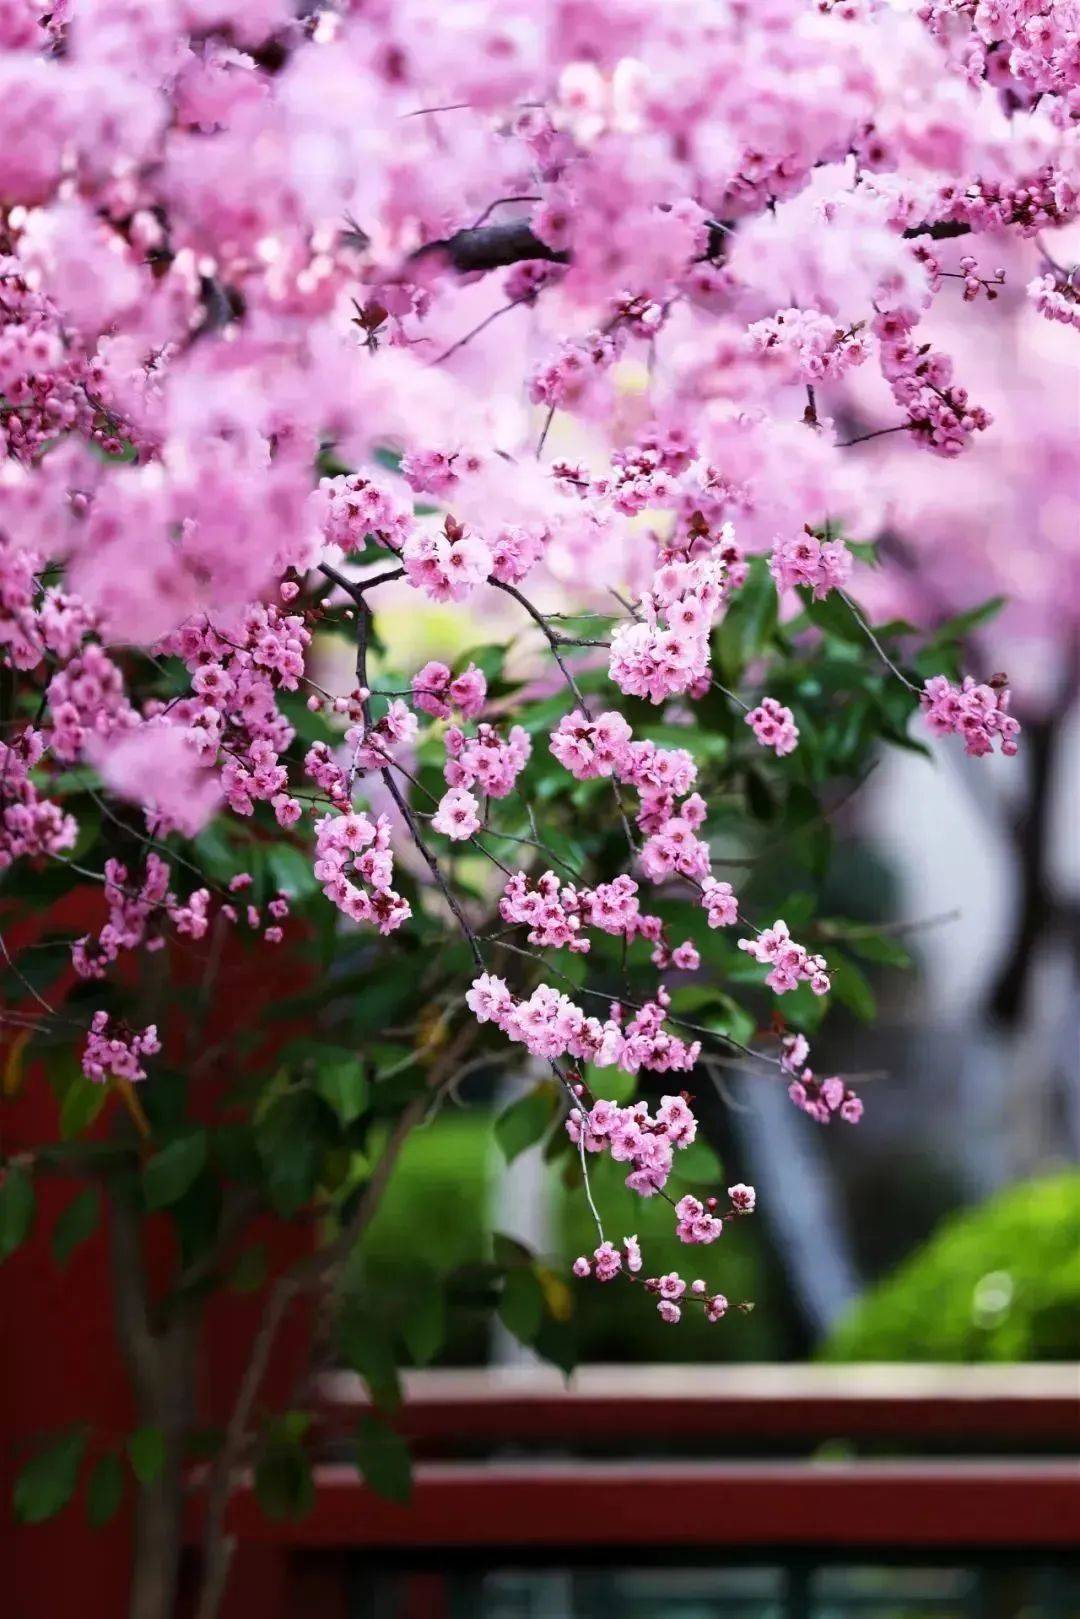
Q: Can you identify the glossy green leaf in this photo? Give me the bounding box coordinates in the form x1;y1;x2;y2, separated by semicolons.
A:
127;1427;166;1485
59;1077;107;1142
51;1187;100;1268
313;1052;368;1125
254;1444;314;1522
338;1301;401;1411
494;1082;559;1163
355;1415;412;1505
255;1092;322;1215
498;1266;545;1343
0;1164;35;1262
14;1429;86;1524
85;1452;124;1527
143;1131;207;1210
827;954;878;1022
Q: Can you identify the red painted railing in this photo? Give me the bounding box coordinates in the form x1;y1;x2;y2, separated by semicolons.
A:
179;1365;1080;1618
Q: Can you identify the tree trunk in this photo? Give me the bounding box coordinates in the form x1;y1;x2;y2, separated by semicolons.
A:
108;1194;197;1619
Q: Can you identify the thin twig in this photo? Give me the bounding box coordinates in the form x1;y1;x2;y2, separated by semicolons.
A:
838;589;920;694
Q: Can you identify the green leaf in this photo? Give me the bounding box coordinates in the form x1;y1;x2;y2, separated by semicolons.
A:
142;1131;207;1211
59;1077;107;1141
674;1138;723;1185
458;643;507;682
843;932;913;970
254;1444;314;1522
265;842;318;901
14;1429;86;1523
51;1187;100;1268
828;954;877;1022
228;1243;268;1294
255;1091;322;1216
925;595;1006;650
126;1427;166;1486
0;1164;35;1261
192;823;250;885
498;1266;545;1343
312;1052;368;1126
400;1280;445;1366
494;1081;559;1163
715;555;778;682
338;1301;401;1411
85;1452;124;1528
354;1415;412;1505
492;1232;533;1268
803;590;868;647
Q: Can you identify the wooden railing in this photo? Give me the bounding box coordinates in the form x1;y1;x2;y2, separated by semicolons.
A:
181;1365;1080;1618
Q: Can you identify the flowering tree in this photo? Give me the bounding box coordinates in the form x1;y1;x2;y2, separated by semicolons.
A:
0;1;1071;1615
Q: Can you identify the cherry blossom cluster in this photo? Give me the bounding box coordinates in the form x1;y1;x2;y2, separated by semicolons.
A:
571;1184;758;1324
349;699;418;776
548;713;701;833
649;1271;731;1326
318;472;415;558
566;1088;699;1197
403;515;493;604
638;794;712;885
747;310;870;383
776;1029;865;1125
400;449;484;499
313;810;410;935
917;0;1078;104
921;675;1022;758
498;868;700;969
444;721;532;799
770;531;853;600
875;311;992;459
47;642;135;764
81;1013;161;1087
700;877;739;930
608;552;739;704
604;427;695;515
71;854;209;979
159;605;310;830
738;922;831;997
0;255;105;464
788;1069;865;1126
953;256;1004;305
572;1235;642;1282
467;975;699;1078
411;661;487;721
1027;272;1080;330
0;537;94;672
529;329;622;410
0;727;77;870
549;709;635;781
746;698;800;757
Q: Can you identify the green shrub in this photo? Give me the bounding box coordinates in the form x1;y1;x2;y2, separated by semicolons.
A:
822;1173;1080;1363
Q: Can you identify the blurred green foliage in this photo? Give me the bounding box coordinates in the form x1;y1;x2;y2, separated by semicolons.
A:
351;1112;782;1365
822;1173;1080;1363
554;1147;783;1363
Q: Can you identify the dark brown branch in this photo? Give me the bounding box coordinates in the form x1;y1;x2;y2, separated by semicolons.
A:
415;218;568;274
413;216;729;277
902;220;973;241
